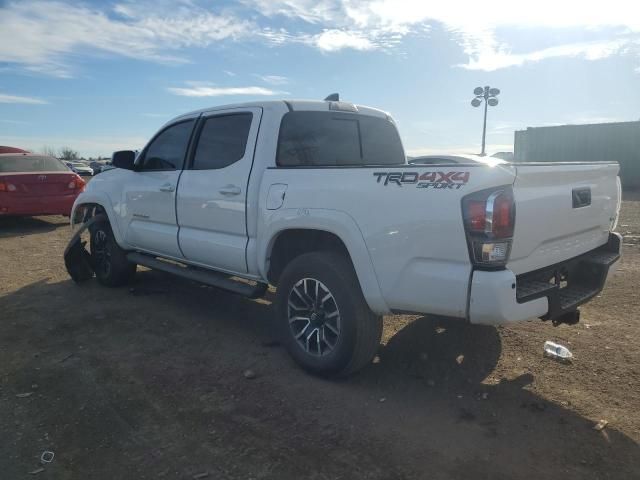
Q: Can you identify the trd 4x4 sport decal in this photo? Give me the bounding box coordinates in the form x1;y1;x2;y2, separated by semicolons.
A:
373;171;470;189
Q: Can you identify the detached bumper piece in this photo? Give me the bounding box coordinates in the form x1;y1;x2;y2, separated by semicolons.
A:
516;233;621;324
63;214;106;283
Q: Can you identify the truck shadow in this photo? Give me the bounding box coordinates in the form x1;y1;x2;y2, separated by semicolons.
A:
375;316;501;387
0;215;67;238
1;271;638;479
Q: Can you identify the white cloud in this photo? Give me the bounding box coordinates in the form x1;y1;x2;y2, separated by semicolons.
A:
168;85;288;97
248;0;640;68
0;0;253;77
259;26;389;51
0;93;48;104
1;0;638;76
488;121;526;134
255;74;289;85
462;39;630;71
311;29;375;52
243;0;341;24
251;0;640;35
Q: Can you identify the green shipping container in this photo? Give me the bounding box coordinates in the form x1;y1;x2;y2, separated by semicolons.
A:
514;121;640;189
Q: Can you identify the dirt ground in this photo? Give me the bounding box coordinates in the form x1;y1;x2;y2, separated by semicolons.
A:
1;192;639;480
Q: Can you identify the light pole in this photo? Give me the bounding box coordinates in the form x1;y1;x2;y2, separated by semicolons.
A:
471;86;500;156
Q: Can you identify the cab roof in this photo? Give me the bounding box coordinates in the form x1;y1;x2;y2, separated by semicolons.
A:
169;99;391;125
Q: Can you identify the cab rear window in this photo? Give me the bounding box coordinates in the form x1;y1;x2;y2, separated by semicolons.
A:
276;111;405;167
0;155;69;172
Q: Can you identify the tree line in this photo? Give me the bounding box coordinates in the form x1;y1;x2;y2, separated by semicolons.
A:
40;145;81;160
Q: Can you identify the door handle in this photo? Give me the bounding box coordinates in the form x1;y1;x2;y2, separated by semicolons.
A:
159;183;175;192
219;185;241;196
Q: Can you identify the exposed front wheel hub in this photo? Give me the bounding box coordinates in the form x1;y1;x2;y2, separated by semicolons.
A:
93;229;112;277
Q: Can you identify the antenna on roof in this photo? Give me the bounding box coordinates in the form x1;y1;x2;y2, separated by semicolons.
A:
324;93;339;101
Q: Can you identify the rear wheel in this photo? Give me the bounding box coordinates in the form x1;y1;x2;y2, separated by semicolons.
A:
89;221;136;287
275;252;382;377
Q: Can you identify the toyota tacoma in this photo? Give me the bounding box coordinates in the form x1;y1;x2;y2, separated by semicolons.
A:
67;98;622;376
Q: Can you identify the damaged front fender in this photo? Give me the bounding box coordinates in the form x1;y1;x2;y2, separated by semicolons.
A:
64;213;107;283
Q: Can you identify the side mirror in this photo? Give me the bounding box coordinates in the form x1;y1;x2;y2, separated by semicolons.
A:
112;150;136;170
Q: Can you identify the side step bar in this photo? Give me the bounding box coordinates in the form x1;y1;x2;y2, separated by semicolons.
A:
127;252;268;299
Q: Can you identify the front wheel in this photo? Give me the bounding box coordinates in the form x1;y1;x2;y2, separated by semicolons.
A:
275;252;382;377
89;221;136;287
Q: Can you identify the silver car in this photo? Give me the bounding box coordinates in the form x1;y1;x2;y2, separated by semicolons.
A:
64;161;94;176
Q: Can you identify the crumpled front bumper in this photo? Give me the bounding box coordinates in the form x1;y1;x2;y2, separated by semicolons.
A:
468;233;621;325
63;213;107;283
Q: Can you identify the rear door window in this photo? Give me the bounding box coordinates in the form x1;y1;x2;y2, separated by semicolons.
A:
276;111;404;166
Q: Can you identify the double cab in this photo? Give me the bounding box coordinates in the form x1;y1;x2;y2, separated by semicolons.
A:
69;99;622;376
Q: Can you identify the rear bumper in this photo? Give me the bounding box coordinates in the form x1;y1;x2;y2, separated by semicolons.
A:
0;193;77;216
469;233;621;325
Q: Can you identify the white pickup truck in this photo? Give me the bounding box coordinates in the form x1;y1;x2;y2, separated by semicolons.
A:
69;98;622;376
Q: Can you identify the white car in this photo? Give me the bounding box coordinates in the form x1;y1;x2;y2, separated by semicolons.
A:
65;161;94;176
69;98;622;376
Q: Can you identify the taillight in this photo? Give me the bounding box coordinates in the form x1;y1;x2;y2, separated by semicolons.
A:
0;181;16;192
68;175;85;192
488;190;514;238
466;200;486;232
462;187;515;267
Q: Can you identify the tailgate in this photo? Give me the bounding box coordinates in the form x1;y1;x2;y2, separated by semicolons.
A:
508;163;620;275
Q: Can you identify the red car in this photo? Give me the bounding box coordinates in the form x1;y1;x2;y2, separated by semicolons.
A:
0;153;86;217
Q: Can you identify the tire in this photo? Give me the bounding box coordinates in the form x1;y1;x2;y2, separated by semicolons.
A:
275;252;383;377
89;220;136;287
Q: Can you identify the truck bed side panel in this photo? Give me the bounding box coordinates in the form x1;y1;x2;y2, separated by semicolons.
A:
258;165;516;317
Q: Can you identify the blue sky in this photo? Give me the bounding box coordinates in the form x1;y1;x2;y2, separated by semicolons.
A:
0;0;639;158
